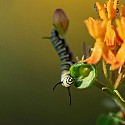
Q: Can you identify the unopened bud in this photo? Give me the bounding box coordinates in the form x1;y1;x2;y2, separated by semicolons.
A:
53;8;69;36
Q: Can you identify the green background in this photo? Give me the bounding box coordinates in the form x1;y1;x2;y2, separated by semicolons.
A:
0;0;124;125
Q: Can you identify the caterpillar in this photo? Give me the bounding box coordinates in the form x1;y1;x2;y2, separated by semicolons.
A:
50;29;76;105
43;28;97;105
44;28;98;105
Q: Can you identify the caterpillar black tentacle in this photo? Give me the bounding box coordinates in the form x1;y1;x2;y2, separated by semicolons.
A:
53;82;62;91
67;87;71;106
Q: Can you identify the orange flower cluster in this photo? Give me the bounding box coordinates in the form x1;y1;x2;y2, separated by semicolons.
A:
83;0;125;70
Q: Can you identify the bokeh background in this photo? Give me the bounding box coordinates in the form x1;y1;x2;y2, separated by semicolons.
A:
0;0;125;125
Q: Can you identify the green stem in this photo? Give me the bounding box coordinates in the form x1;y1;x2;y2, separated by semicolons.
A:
94;80;125;113
114;66;125;89
112;92;125;113
102;60;108;78
110;70;115;86
114;71;123;89
102;60;113;89
94;80;106;89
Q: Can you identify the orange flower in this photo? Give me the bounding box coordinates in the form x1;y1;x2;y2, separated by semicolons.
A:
82;17;116;64
81;0;124;69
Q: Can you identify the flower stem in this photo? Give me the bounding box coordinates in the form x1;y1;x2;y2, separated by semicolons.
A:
114;66;125;89
112;92;125;113
102;60;108;78
94;80;106;89
102;60;113;89
114;71;123;89
94;80;125;113
110;70;115;86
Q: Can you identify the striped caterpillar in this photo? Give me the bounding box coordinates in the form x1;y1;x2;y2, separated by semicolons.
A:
50;29;76;105
43;28;97;105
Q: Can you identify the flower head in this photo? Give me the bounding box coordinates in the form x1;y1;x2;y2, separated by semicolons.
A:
81;0;125;70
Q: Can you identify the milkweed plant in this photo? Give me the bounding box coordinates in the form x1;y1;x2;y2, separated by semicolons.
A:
48;0;125;124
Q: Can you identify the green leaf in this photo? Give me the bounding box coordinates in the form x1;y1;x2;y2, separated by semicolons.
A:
70;62;97;89
96;113;125;125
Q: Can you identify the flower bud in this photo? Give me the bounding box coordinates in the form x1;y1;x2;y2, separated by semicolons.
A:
53;8;69;36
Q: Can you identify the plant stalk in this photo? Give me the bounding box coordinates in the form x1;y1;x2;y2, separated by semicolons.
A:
102;60;113;89
112;93;125;113
114;66;125;89
94;80;125;113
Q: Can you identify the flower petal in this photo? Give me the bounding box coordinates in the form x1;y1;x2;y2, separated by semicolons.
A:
96;2;108;20
107;0;117;20
84;39;103;64
85;18;106;39
113;0;119;9
111;43;125;70
116;17;125;41
102;42;116;64
120;5;125;17
104;21;116;50
115;29;123;45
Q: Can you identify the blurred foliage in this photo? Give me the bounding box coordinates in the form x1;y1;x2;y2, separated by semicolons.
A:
96;113;125;125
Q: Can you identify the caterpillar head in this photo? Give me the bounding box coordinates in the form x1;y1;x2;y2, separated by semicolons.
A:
53;72;75;106
61;73;75;87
